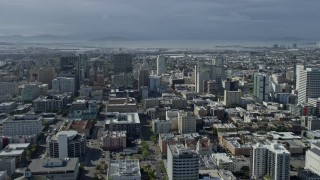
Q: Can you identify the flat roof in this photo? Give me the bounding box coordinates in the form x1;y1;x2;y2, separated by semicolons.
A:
0;149;24;156
105;112;140;124
7;143;30;149
108;160;141;177
28;158;79;173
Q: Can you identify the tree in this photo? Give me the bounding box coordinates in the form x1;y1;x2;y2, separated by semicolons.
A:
150;134;157;144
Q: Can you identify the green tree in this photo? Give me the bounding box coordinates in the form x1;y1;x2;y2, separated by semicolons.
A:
150;134;157;144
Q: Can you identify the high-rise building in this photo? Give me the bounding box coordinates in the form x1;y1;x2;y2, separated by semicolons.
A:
29;67;56;88
178;111;196;134
297;68;320;104
167;144;199;180
157;55;166;75
111;54;133;74
138;60;150;91
149;75;161;93
305;142;320;176
253;73;269;102
195;62;226;93
224;90;241;107
250;143;290;180
52;77;76;95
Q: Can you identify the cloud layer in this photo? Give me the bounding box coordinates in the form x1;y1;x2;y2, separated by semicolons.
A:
0;0;319;39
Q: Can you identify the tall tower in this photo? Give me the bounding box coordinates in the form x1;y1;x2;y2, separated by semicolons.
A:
157;55;166;76
138;59;150;91
253;73;269;102
250;143;290;180
297;68;320;104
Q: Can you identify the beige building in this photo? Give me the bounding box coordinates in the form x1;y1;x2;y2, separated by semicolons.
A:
101;131;126;151
178;111;196;134
29;67;56;88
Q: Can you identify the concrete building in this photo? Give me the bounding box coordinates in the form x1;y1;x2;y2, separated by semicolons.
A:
305;142;320;176
0;101;17;113
195;62;226;93
107;97;137;113
159;133;178;157
224;90;241;107
21;83;42;102
138;59;150;91
0;81;19;97
46;130;86;158
152;119;171;134
253;73;269;102
65;120;93;137
105;112;140;138
3;114;42;136
101;131;126;151
167;144;199;180
111;54;133;74
298;68;320;104
108;160;141;180
33;94;67;112
250;143;290;180
112;73;134;88
157;55;166;75
52;77;76;95
178;111;196;134
301;116;320;131
28;158;79;180
0;143;30;165
149;75;161;93
29;67;56;88
0;158;15;176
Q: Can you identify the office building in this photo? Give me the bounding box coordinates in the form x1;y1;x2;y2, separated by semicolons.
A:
152;119;171;134
46;130;86;158
112;73;134;88
29;67;56;88
108;160;141;180
157;55;166;75
149;75;161;93
250;143;290;180
3;114;42;136
138;59;150;91
0;143;30;164
111;54;133;74
0;101;17;113
105;112;140;138
0;81;19;97
301;116;320;131
33;94;67;113
106;97;137;113
27;158;79;180
298;68;320;104
21;83;41;102
195;62;226;93
253;73;269;102
0;158;15;176
178;111;196;134
101;131;126;151
52;77;76;95
305;142;320;176
224;90;241;107
167;144;199;180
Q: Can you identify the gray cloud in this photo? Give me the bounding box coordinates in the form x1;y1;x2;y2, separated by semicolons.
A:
0;0;319;39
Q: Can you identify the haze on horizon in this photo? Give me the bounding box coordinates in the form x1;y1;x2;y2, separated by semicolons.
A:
0;0;319;40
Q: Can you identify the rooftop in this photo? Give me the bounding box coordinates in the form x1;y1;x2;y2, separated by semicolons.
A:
28;158;79;173
108;160;141;178
105;112;140;124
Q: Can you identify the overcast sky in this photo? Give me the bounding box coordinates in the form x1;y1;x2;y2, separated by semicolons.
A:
0;0;319;40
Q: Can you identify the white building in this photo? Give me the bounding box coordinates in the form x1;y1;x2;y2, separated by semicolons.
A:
167;144;199;180
250;143;290;180
152;119;171;134
3;114;42;136
305;142;320;176
108;160;141;180
297;68;320;104
178;111;196;134
46;130;86;158
157;55;166;76
52;77;75;95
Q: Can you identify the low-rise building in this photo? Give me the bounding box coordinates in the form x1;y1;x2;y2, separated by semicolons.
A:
105;112;140;138
108;160;141;180
28;158;79;180
0;143;30;164
152;119;171;134
0;101;17;113
65;120;93;137
3;114;42;136
107;98;137;113
33;94;67;112
0;158;15;176
101;131;126;151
